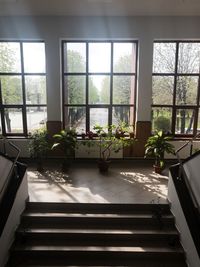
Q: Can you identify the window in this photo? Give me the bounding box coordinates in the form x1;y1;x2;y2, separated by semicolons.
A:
62;41;137;133
152;41;200;136
0;41;47;136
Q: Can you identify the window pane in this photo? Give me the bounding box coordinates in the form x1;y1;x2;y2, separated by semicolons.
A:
178;43;200;73
153;43;176;73
152;107;172;134
0;42;21;73
113;43;136;73
0;76;22;104
27;107;47;134
112;106;134;125
4;108;23;133
152;76;174;105
25;76;46;105
90;108;108;130
113;76;135;104
89;75;110;104
23;43;46;73
64;43;86;73
175;109;194;135
176;76;198;105
65;107;86;133
64;75;86;104
89;43;111;72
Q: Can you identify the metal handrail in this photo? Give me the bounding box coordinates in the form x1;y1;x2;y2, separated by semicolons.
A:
0;141;21;197
175;133;200;212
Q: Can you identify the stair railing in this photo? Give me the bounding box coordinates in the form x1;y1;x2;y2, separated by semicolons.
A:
0;141;21;201
175;132;200;213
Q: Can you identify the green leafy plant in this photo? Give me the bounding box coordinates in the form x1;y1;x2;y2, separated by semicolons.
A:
145;130;175;173
83;123;136;172
29;128;50;171
52;128;78;171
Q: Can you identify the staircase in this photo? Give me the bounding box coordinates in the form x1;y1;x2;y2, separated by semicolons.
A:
7;202;187;267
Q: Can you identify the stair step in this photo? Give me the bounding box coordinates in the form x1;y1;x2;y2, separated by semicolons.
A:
9;266;187;267
13;245;183;252
9;246;186;266
7;202;187;267
26;202;171;214
22;212;171;217
17;228;178;234
16;228;180;246
6;266;187;267
21;214;174;230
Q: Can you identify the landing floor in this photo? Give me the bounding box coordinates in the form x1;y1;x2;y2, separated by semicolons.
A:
27;160;171;204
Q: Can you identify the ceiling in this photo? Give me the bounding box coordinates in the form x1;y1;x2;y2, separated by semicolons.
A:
0;0;200;16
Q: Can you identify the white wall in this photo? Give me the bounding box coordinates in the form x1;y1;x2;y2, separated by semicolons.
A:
168;172;200;267
183;153;200;206
1;16;200;155
0;172;29;267
1;16;200;122
0;155;13;201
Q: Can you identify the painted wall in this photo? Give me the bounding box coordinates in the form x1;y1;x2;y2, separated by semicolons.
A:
183;153;200;205
168;173;200;267
0;172;28;267
1;16;200;155
1;16;200;122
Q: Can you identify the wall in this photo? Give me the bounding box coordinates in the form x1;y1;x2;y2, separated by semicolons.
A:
183;153;200;205
0;172;29;267
1;16;200;157
168;173;200;267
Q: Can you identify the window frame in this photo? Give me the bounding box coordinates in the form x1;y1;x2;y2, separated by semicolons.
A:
152;40;200;137
0;40;47;137
61;40;138;133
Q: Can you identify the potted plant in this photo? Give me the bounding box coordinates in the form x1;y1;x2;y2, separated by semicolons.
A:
84;123;136;173
52;128;78;172
29;128;50;172
144;130;175;174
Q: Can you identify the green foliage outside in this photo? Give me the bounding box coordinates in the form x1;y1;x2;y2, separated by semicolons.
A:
66;49;134;128
154;116;171;133
153;42;200;134
0;43;21;105
0;42;47;133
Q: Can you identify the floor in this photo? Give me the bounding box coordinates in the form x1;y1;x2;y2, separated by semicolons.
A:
27;160;171;204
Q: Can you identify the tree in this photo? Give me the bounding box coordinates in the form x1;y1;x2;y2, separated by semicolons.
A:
26;76;46;108
153;42;200;134
65;50;98;128
101;54;134;124
0;43;22;132
89;78;99;104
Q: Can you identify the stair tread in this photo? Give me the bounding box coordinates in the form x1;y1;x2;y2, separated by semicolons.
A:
27;202;170;207
17;228;178;234
22;212;173;218
8;202;187;267
13;245;184;252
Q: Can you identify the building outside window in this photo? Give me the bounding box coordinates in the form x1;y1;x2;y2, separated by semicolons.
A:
152;41;200;136
62;41;138;133
0;41;47;136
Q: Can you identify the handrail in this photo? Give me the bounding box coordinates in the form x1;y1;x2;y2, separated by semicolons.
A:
175;132;200;178
0;141;21;197
175;132;200;213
